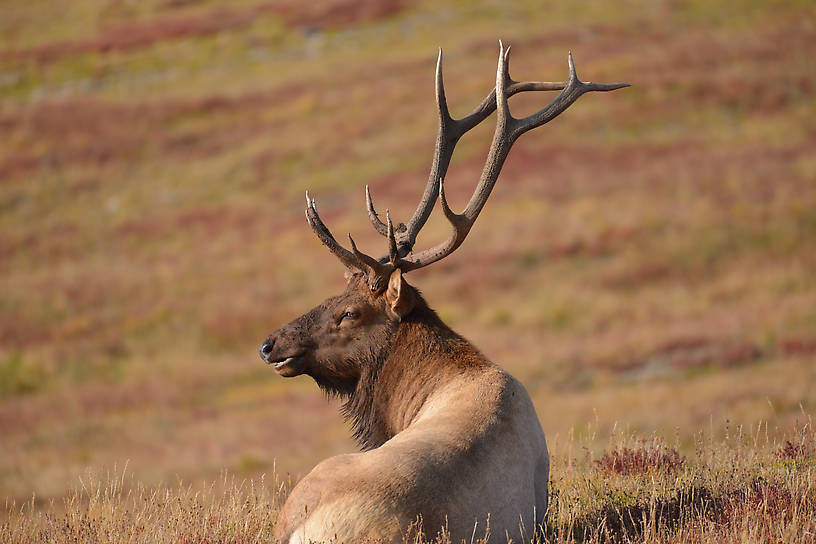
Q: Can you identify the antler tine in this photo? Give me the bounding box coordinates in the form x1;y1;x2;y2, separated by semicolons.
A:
396;49;453;256
399;42;511;271
400;43;629;272
385;211;400;265
459;39;514;224
365;185;389;236
398;177;468;271
509;51;630;140
305;191;384;280
347;233;385;272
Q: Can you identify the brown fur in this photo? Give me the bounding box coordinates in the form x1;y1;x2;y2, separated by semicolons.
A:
261;272;549;543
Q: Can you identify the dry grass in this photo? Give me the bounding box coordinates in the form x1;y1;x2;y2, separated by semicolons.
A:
2;468;282;543
594;443;686;476
546;422;816;544
3;424;814;543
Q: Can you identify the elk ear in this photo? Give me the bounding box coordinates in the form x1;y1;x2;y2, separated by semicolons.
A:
385;269;414;321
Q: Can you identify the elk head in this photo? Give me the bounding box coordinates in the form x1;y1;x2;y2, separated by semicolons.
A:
260;42;628;398
258;266;415;396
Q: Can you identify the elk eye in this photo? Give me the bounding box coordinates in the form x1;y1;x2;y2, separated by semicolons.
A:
341;311;358;321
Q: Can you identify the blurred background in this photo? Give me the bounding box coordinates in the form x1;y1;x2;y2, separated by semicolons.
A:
1;0;814;510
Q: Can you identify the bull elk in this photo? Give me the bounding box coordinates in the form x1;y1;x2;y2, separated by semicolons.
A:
260;43;628;543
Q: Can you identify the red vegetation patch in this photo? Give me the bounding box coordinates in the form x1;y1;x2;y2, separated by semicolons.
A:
0;312;54;349
622;336;762;376
546;225;639;260
719;478;799;525
1;0;408;64
777;439;812;461
601;262;673;289
0;88;304;180
595;444;686;475
270;0;407;28
779;337;816;356
578;479;804;542
4;9;257;64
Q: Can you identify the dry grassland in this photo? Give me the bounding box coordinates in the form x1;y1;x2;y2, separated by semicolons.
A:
1;0;815;541
3;425;814;542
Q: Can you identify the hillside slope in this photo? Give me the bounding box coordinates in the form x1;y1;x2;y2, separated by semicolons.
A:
1;0;815;527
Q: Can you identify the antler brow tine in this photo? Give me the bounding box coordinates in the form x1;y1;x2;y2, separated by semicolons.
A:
305;191;386;281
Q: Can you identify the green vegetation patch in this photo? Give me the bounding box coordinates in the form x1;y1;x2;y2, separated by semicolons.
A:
0;352;45;398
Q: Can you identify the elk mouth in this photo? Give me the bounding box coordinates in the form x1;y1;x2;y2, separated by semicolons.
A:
268;353;306;376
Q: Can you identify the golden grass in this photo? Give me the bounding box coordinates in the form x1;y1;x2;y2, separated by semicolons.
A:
3;468;281;543
3;424;813;543
544;421;816;544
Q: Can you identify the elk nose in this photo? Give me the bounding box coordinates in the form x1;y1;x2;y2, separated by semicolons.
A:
259;338;275;362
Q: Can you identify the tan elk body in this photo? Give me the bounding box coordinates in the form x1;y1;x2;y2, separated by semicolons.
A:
260;43;627;543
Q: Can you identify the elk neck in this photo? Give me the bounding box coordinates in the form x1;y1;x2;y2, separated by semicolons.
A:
343;294;488;450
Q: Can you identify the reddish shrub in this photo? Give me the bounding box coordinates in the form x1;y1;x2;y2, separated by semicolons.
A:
779;337;816;356
620;336;763;377
777;439;811;461
596;445;686;475
718;478;797;524
1;0;409;65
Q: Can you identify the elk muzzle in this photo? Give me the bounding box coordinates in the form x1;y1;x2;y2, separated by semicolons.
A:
259;335;307;376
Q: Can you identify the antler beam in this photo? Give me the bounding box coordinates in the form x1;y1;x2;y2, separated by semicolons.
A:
397;43;628;270
366;46;610;257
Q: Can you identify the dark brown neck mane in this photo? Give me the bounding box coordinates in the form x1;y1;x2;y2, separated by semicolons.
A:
341;290;488;450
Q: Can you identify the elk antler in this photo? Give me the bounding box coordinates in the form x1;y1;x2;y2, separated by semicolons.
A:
305;192;395;293
306;42;629;290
